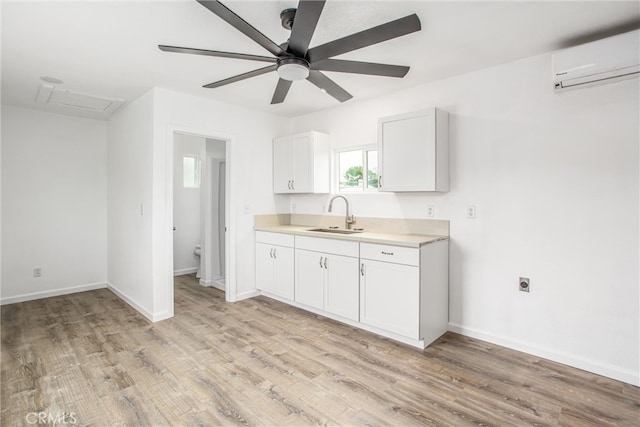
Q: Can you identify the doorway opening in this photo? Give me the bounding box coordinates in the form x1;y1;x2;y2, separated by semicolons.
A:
172;131;230;298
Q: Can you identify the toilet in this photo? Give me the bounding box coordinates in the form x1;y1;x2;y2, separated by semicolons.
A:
194;244;201;278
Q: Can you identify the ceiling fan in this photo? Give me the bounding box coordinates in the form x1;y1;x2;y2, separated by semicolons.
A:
159;0;421;105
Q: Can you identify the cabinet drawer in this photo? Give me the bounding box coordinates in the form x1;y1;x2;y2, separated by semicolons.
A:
295;235;359;257
360;243;419;266
255;231;294;247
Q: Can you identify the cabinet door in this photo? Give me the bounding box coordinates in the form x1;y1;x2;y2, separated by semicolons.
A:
255;243;275;293
290;134;313;193
273;137;292;193
360;259;420;339
379;110;436;191
324;254;360;321
295;249;324;310
272;246;294;301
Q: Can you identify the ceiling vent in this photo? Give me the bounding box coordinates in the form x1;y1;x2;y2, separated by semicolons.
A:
36;84;125;115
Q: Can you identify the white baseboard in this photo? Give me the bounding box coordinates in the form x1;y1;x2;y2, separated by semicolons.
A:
0;282;107;305
199;279;210;286
151;311;173;322
106;283;154;322
230;289;261;302
448;322;639;386
173;267;198;276
107;283;174;323
199;278;225;291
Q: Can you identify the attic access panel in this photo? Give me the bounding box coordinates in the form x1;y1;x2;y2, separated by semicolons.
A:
36;84;125;114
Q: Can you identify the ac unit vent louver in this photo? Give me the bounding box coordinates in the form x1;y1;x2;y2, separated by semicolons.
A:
552;29;639;91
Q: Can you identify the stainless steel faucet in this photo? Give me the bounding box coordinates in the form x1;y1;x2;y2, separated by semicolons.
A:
328;195;355;229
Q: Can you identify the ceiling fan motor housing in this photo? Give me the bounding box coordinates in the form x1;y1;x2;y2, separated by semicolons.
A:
280;8;296;30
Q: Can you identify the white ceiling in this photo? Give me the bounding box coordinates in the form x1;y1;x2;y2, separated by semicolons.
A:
2;0;639;119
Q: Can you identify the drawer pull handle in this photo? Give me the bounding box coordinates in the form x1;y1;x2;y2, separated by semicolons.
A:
324;257;327;269
319;256;323;268
360;263;365;276
273;248;277;259
381;251;394;256
270;248;274;258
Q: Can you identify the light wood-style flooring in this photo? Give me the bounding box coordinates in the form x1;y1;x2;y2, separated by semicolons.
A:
2;274;638;426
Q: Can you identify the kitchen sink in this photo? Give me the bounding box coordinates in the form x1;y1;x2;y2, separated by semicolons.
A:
307;228;364;235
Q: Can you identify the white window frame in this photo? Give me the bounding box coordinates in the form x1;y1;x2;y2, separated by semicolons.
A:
183;154;201;189
335;144;378;193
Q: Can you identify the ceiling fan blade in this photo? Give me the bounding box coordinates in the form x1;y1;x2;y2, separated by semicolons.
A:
203;64;277;89
287;0;326;57
312;59;409;77
159;45;277;63
271;79;293;104
196;0;286;57
307;14;421;63
306;70;353;103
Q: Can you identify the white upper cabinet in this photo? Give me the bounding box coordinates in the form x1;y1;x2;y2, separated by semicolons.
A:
273;131;330;194
378;108;449;192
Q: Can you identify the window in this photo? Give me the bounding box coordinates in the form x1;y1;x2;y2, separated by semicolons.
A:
183;155;201;188
337;146;378;192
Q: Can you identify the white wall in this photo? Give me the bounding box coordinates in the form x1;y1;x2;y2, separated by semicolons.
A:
151;87;289;311
200;138;226;285
107;89;156;319
1;106;107;303
289;54;639;385
173;133;204;275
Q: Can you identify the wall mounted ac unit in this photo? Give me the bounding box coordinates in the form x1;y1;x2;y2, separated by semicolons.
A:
552;29;639;91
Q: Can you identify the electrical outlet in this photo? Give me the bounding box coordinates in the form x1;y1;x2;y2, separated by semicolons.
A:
243;204;251;215
466;205;477;219
33;268;42;278
426;205;435;218
519;277;530;292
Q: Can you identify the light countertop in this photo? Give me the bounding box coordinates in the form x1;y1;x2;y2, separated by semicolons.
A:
254;224;448;248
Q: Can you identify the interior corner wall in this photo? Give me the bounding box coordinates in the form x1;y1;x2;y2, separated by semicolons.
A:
289;54;639;385
1;105;107;304
151;87;289;305
106;89;156;319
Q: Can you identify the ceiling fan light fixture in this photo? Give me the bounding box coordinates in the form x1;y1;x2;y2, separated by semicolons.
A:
277;58;310;81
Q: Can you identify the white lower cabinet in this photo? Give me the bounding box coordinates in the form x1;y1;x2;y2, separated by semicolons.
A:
294;236;360;322
360;259;419;339
294;249;325;310
360;241;449;346
255;231;448;348
324;254;360;321
255;232;294;301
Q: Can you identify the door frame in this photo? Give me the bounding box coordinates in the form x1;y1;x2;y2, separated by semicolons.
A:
167;124;236;305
